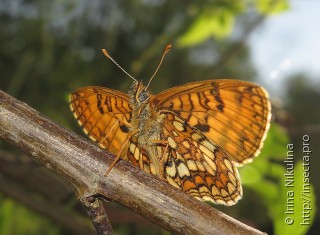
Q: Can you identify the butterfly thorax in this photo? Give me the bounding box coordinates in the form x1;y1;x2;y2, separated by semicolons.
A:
128;82;164;176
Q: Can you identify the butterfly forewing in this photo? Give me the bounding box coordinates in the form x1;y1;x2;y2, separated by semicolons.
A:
70;86;132;157
153;80;271;165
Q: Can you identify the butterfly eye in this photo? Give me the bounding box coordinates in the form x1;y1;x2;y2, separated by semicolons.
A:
138;91;149;102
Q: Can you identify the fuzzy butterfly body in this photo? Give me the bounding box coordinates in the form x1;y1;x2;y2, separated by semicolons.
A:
70;77;271;206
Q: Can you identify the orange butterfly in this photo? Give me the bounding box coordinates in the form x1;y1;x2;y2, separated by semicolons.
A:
70;45;271;205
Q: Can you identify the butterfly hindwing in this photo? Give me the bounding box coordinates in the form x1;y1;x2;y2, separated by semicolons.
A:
159;112;242;205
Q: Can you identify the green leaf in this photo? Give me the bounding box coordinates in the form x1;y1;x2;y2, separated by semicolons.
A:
255;0;289;14
260;123;289;160
178;8;235;47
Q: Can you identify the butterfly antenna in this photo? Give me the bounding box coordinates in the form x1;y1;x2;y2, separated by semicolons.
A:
145;44;172;90
102;49;137;82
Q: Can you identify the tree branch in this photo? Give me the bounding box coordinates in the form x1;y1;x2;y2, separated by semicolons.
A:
0;90;266;235
81;196;114;235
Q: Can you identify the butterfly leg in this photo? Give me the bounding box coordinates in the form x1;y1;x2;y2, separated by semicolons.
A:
104;129;138;176
98;119;120;146
104;137;130;176
161;143;169;167
149;139;170;179
150;139;169;162
98;117;132;147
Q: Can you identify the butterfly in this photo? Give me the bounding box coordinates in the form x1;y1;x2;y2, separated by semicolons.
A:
69;45;271;206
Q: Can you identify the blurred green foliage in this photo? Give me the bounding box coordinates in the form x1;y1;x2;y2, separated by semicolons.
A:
178;4;242;46
256;0;289;14
0;195;60;235
240;124;316;235
0;0;317;235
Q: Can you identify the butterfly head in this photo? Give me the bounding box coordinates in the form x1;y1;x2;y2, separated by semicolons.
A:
126;81;151;118
132;81;150;105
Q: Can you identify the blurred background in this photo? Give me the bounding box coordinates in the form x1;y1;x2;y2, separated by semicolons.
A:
0;0;319;234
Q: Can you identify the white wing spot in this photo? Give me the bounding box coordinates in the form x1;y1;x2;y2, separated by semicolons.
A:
199;143;215;160
134;147;140;160
98;143;106;149
172;131;179;137
228;172;237;185
211;185;220;196
167;177;180;189
168;137;177;149
202;162;215;175
89;135;96;142
176;151;183;159
186;160;198;171
150;163;156;174
227;182;236;193
221;189;229;197
191;133;202;141
203;155;217;173
166;161;177;177
202;139;216;152
196;161;205;171
83;126;89;134
129;143;136;153
177;162;190;177
182;140;190;149
199;185;210;193
173;120;184;131
224;159;234;173
157;113;166;122
72;112;79;120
